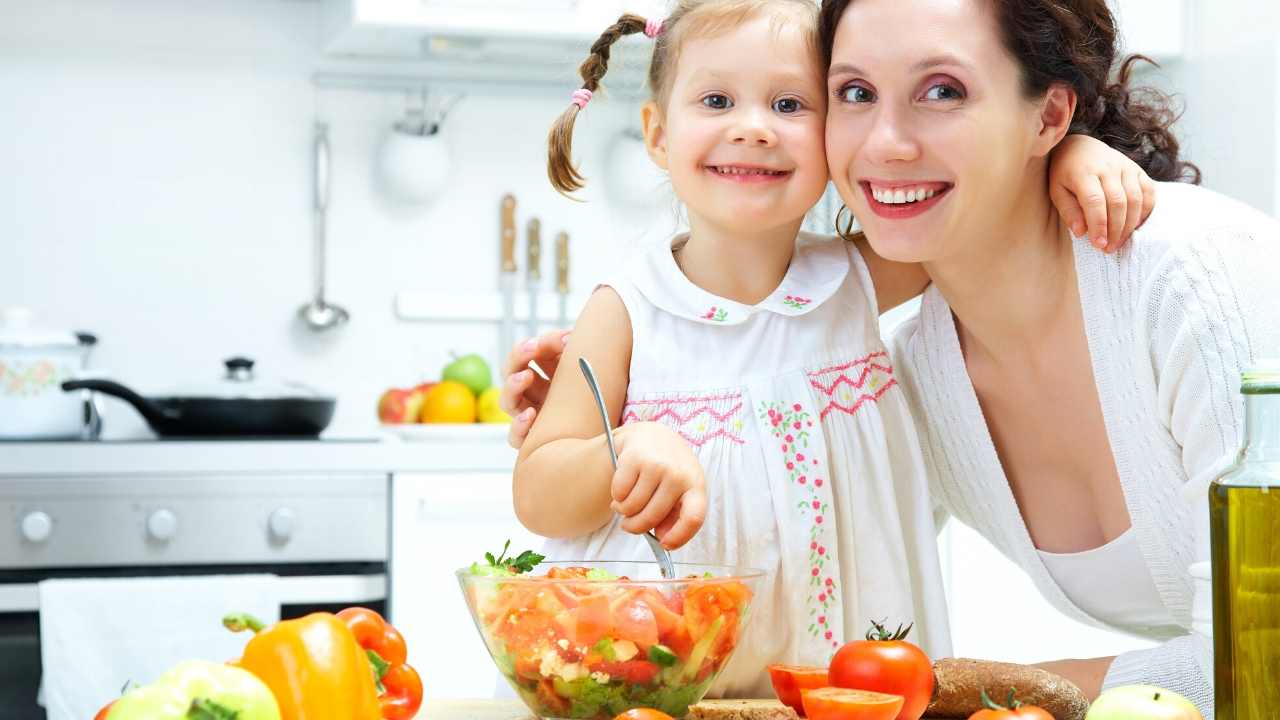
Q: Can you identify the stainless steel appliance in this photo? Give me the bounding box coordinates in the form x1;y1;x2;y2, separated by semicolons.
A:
0;456;389;720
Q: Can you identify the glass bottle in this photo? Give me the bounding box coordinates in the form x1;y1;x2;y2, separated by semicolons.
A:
1211;363;1280;719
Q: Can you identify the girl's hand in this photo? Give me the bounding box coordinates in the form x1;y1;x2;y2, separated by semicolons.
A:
1049;134;1156;253
500;330;568;448
610;421;708;550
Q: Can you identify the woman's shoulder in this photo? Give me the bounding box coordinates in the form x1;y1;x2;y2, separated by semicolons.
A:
1130;182;1279;259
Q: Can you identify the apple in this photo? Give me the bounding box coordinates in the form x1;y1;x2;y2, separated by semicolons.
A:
442;353;492;396
1086;686;1202;720
377;386;428;424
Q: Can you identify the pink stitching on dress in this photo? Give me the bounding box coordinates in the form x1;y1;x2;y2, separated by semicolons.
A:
810;350;891;377
621;393;746;447
808;352;898;420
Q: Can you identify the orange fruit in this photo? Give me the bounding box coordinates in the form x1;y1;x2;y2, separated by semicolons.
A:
419;381;477;423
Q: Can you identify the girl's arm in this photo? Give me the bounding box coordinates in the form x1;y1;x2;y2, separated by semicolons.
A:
860;134;1157;313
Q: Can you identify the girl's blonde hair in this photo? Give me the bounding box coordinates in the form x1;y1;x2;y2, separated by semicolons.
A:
548;0;820;196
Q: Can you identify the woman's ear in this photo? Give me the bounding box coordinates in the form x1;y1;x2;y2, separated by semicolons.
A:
1034;84;1078;157
641;101;668;170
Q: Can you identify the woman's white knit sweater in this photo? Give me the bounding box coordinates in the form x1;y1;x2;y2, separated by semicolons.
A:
891;182;1280;716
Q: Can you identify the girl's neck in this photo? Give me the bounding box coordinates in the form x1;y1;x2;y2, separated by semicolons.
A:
676;213;805;305
923;176;1078;361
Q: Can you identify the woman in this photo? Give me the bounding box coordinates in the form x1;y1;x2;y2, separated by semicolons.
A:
501;0;1280;713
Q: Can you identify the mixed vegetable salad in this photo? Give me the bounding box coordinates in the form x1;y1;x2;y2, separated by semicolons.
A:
462;543;755;719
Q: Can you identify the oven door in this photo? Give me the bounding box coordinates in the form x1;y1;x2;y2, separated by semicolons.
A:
0;472;389;720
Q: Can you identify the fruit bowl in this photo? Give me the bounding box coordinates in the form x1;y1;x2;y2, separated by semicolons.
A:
457;561;763;720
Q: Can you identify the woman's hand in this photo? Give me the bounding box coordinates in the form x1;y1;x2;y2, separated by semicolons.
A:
499;329;569;448
1049;134;1156;253
1032;656;1114;701
610;421;708;550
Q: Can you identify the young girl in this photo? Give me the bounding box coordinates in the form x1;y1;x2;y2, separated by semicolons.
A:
513;0;1153;698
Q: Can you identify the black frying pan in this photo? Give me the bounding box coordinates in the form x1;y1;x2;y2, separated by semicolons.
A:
62;358;335;437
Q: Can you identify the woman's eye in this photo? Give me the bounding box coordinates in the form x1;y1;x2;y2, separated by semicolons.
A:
773;97;802;114
923;83;964;101
702;94;732;110
838;85;876;104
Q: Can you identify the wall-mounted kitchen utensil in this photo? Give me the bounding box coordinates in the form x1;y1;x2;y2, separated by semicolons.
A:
378;90;460;205
577;356;676;580
499;194;518;357
298;122;350;332
555;231;570;328
0;307;100;440
62;357;336;437
525;218;541;338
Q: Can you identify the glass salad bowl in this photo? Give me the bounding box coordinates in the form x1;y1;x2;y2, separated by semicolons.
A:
457;561;764;719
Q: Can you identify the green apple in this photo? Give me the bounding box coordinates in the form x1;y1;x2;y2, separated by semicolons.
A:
1086;685;1202;720
442;353;492;395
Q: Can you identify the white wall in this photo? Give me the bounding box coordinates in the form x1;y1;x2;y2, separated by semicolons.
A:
0;0;676;439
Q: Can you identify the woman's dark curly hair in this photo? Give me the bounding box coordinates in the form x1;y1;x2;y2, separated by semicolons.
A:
818;0;1200;183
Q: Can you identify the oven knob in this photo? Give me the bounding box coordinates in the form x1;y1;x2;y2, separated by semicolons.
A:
146;509;178;541
268;508;296;541
20;511;53;543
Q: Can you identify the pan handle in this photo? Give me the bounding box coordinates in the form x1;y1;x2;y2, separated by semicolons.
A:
61;379;179;432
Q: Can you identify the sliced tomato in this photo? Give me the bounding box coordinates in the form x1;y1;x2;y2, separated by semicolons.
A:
636;588;685;637
572;593;612;646
614;710;675;720
683;582;742;638
611;595;660;648
768;665;830;715
599;659;661;685
496;608;559;655
536;678;571;716
661;616;695;660
801;688;905;720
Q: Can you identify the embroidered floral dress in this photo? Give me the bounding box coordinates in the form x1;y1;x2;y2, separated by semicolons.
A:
541;232;951;697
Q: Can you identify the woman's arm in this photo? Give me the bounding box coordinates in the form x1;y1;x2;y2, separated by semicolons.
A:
1033;657;1114;700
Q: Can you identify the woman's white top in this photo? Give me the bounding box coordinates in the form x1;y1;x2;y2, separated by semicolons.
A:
892;182;1280;717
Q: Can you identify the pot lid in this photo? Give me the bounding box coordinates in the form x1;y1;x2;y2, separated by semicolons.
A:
0;307;94;349
159;357;333;401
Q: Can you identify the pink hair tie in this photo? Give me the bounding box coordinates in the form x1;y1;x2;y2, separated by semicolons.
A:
570;88;593;109
644;18;664;38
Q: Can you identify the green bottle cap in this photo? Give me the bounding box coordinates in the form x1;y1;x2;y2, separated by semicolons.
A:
1242;359;1280;394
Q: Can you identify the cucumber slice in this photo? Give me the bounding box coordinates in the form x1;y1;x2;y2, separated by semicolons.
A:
647;644;678;667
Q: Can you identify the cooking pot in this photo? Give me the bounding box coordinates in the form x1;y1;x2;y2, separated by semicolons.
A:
62;357;336;437
0;307;98;440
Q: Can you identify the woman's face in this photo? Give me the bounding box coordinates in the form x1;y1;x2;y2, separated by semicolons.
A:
823;0;1059;263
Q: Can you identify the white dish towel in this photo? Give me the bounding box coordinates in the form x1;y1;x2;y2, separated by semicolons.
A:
38;574;279;720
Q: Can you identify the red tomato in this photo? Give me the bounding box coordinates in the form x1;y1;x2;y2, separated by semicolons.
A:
614;710;675;720
967;690;1055;720
801;688;905;720
600;660;662;685
573;593;612;646
829;622;933;720
768;665;830;715
611;596;660;648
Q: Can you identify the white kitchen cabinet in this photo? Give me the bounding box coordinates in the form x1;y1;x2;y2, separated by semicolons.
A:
390;471;544;699
322;0;667;59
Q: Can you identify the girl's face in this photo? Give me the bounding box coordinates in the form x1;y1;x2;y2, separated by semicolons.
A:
643;14;830;234
824;0;1066;263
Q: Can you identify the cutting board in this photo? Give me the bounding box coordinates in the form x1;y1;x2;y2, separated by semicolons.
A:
415;699;950;719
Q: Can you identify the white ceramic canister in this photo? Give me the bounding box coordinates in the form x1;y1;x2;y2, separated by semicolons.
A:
0;307;97;439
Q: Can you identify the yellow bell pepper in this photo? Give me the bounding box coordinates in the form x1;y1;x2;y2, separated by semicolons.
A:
224;612;382;720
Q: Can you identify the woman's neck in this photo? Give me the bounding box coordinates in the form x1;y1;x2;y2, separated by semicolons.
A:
923;178;1078;360
677;212;804;305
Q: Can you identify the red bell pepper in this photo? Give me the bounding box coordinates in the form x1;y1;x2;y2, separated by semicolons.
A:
336;607;424;720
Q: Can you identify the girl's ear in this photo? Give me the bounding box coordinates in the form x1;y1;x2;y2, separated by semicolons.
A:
641;101;669;170
1033;83;1077;158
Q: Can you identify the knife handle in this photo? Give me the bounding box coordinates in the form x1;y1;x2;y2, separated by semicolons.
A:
555;231;569;294
500;194;517;273
527;218;542;282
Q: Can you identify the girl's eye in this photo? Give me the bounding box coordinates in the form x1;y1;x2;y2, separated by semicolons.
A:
923;83;964;101
837;84;876;104
702;94;732;110
773;97;802;114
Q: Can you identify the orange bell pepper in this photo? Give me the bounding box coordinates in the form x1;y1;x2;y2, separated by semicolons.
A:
337;607;425;720
224;612;382;720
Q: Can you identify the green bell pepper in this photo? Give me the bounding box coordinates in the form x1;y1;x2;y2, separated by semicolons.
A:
104;660;281;720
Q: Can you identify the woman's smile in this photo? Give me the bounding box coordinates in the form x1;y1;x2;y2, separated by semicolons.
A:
859;179;953;219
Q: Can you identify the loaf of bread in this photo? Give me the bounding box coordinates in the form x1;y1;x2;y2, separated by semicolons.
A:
687;699;800;720
926;658;1090;720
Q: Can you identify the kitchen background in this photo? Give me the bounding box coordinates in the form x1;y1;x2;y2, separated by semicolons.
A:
2;0;1278;715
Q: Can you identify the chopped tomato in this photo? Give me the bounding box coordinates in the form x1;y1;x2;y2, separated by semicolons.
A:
573;593;612;646
684;582;744;638
636;589;685;636
661;617;695;660
769;665;830;715
599;660;661;685
495;607;559;654
536;678;571;716
611;595;659;648
801;688;905;720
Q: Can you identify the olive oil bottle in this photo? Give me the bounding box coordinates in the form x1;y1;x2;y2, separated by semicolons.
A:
1211;364;1280;719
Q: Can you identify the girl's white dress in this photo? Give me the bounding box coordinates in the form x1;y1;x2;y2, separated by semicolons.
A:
543;232;952;697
